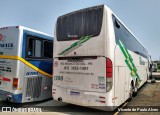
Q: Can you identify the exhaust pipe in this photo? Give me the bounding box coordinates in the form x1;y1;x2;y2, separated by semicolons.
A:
58;97;62;101
6;97;11;101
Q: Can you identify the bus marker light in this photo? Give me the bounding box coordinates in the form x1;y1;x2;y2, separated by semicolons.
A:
18;88;22;90
100;101;106;103
99;96;105;99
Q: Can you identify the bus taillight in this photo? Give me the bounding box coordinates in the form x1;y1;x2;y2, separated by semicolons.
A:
12;78;18;89
106;58;113;92
106;58;112;78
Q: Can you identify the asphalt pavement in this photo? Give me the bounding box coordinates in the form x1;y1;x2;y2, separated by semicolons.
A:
0;73;160;115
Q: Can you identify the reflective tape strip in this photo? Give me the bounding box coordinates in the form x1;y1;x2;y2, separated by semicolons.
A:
0;55;52;78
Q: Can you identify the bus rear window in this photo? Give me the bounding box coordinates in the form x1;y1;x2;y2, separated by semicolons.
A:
56;5;103;41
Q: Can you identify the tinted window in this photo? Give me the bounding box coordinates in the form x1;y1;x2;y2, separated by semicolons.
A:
56;5;103;41
26;36;53;59
44;41;53;58
28;38;34;57
112;15;148;59
27;37;42;58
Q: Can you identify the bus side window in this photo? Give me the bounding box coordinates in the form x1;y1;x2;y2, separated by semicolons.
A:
27;37;42;58
115;20;120;29
35;40;42;58
112;15;148;59
43;41;53;58
28;38;34;57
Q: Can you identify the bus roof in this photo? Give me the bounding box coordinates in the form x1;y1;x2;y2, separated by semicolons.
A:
0;25;53;40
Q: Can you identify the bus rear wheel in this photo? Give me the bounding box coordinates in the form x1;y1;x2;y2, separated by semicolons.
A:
133;80;139;97
133;85;138;97
128;83;134;101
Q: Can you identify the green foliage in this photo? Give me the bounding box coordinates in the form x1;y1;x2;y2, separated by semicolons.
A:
158;64;160;70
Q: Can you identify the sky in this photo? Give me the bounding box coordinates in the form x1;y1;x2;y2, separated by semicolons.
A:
0;0;160;60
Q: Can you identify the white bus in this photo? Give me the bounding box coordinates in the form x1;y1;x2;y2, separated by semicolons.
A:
53;5;149;110
0;26;53;103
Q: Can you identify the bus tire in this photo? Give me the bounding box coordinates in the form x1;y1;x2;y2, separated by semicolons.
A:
133;80;138;97
128;82;134;101
133;86;138;97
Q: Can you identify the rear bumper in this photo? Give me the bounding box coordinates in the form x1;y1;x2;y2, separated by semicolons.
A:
0;90;22;103
52;85;115;111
